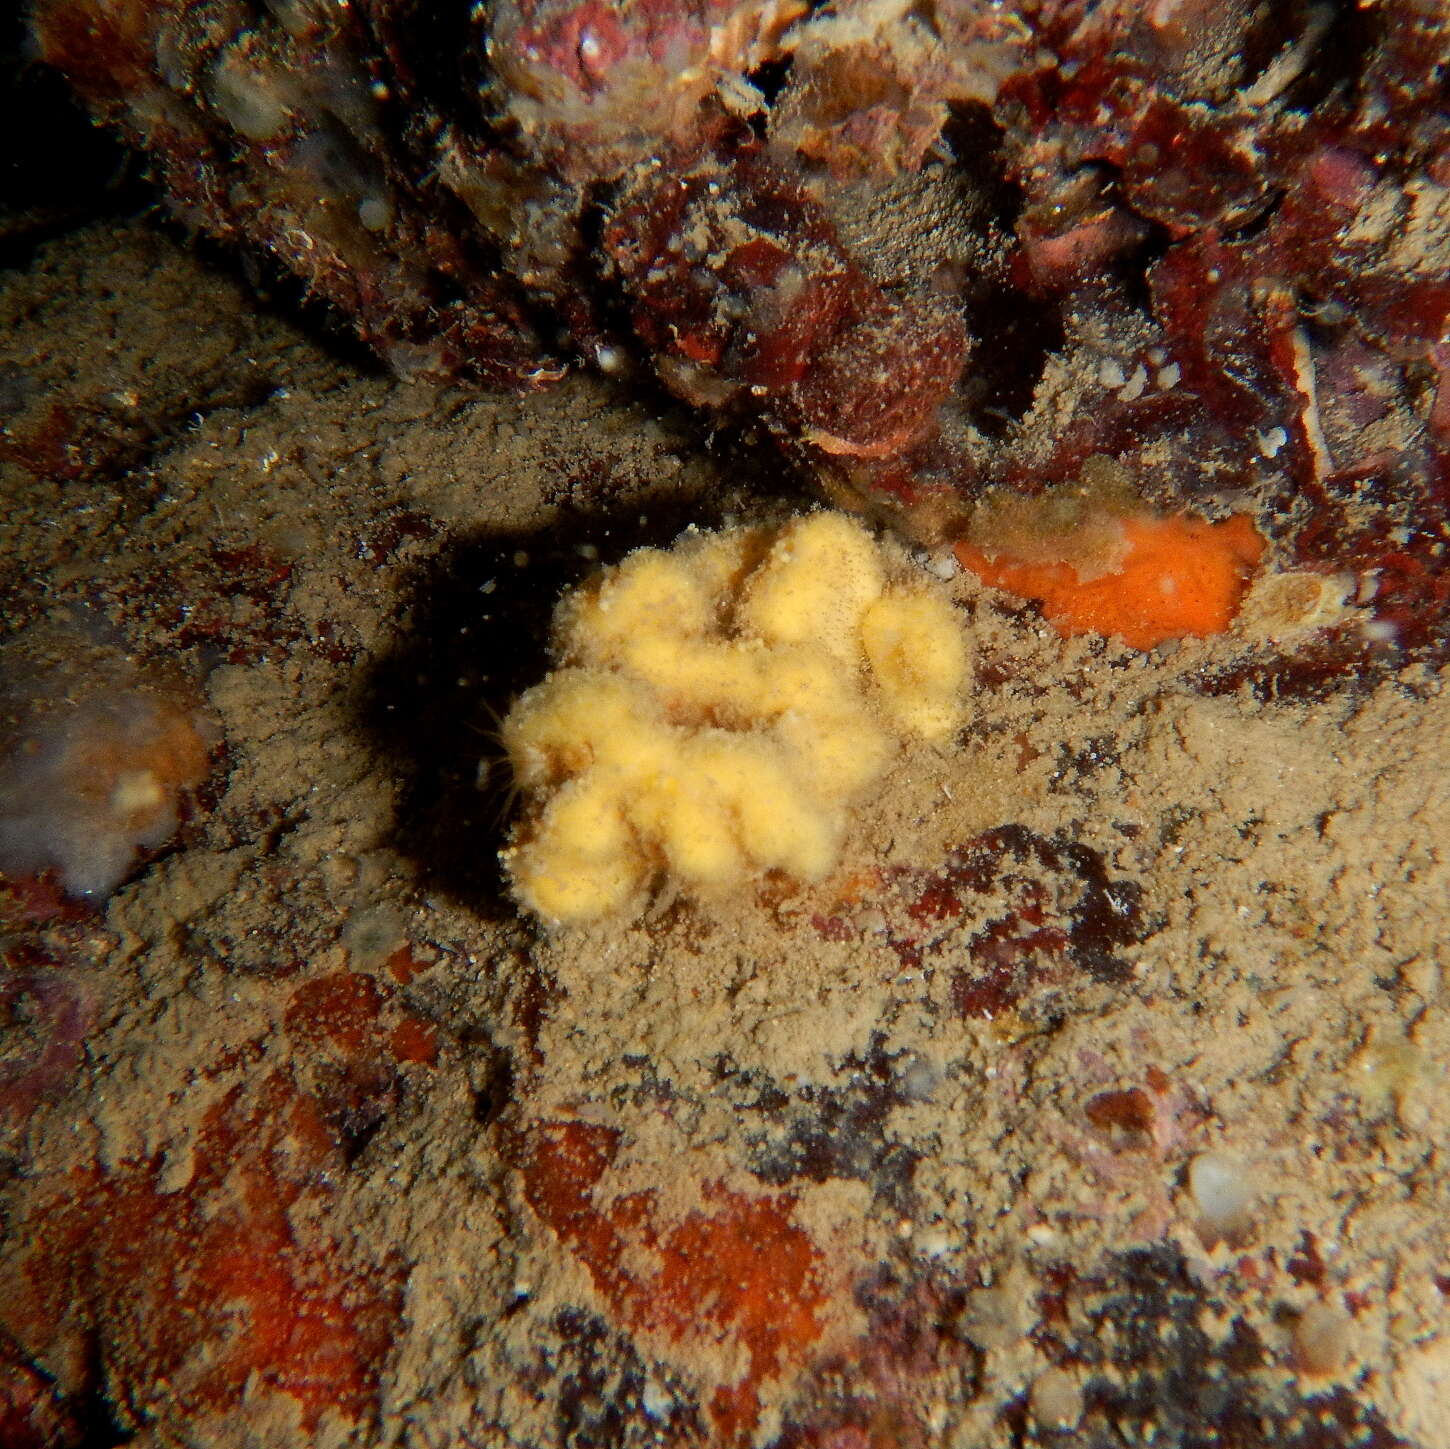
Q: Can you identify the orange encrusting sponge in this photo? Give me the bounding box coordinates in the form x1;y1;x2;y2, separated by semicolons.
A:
954;512;1265;650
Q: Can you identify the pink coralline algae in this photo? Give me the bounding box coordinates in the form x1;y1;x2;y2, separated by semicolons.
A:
31;1;1450;668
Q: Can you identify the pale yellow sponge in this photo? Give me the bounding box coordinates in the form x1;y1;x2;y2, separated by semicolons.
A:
498;512;969;925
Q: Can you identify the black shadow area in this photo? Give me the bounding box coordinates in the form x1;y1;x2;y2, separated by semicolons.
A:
358;496;737;917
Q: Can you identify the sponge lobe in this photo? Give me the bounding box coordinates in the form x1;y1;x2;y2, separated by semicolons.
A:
500;513;969;925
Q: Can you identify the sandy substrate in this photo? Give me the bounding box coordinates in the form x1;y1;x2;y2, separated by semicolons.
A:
1;220;1446;1448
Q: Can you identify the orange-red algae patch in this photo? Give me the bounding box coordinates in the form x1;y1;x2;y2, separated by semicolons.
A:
4;1072;401;1433
285;968;439;1067
955;512;1266;649
388;1017;438;1065
285;970;386;1054
522;1120;828;1443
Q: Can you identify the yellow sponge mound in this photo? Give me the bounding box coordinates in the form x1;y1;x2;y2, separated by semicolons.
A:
499;512;969;925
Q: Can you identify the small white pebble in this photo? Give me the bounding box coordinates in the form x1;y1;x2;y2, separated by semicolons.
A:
357;195;392;232
915;1227;955;1259
1120;362;1148;401
641;1377;673;1419
1294;1302;1355;1376
1155;362;1181;390
1029;1368;1084;1430
1187;1151;1256;1239
1256;426;1289;459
